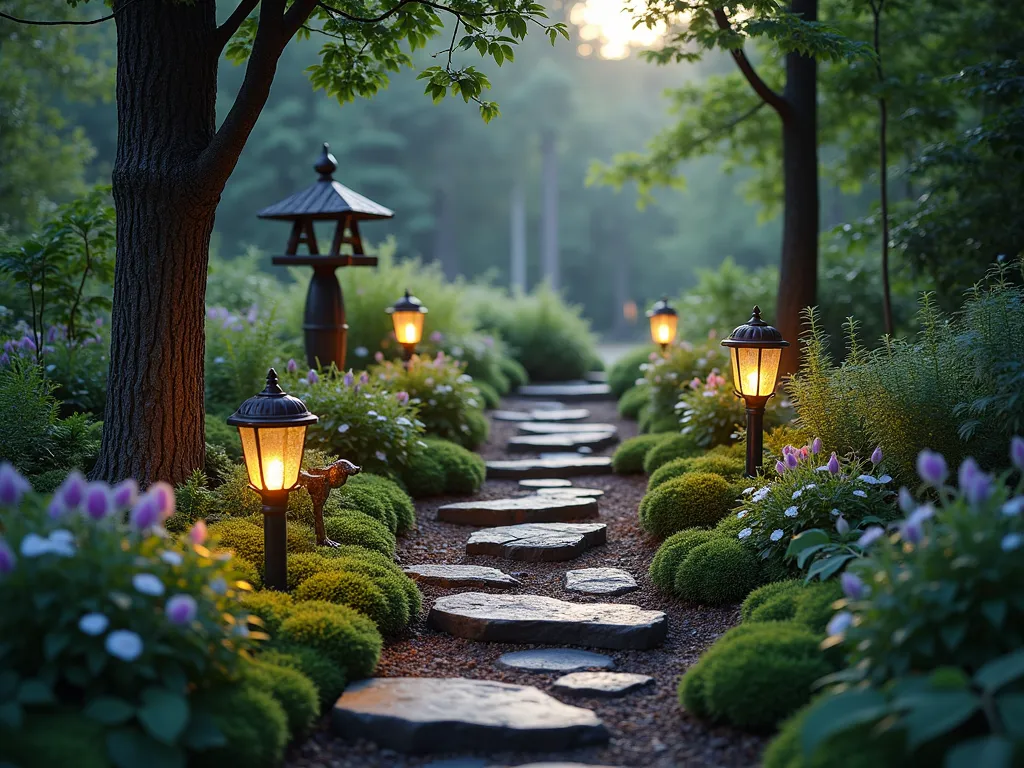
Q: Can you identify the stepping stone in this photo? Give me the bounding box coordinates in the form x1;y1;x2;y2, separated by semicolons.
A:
332;677;608;753
467;522;607;562
551;672;654;698
584;370;608;383
498;648;614;672
492;410;533;423
564;568;638;596
429;593;668;650
508;432;619;453
529;408;591;422
526;400;566;410
486;457;613;480
539;453;583;460
519;478;573;489
502;764;619;768
518;422;617;435
439;496;598;526
538;487;604;499
517;383;613;401
403;564;521;589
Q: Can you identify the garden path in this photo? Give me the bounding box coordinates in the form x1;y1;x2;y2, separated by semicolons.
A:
285;393;765;768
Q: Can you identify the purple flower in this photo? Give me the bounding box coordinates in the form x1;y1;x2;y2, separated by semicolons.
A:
0;463;31;507
58;471;87;509
429;330;444;343
898;487;915;513
286;358;298;373
785;451;799;469
776;460;787;475
47;495;66;520
46;326;58;343
870;446;883;465
166;594;198;625
827;611;853;638
112;479;138;509
19;335;36;352
374;351;385;363
958;457;991;505
308;369;320;385
0;537;15;575
840;572;867;600
835;516;850;535
857;526;885;548
148;482;175;523
359;372;369;385
0;352;8;367
396;391;409;405
84;483;112;520
246;304;258;324
828;452;841;475
95;317;104;328
375;450;387;463
189;520;207;546
130;497;159;530
343;370;354;387
1011;436;1024;472
900;517;924;544
811;438;823;455
916;449;947;486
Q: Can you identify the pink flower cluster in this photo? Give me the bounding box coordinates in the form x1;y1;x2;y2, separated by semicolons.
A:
688;369;728;391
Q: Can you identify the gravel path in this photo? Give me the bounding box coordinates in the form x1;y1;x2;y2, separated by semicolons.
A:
286;399;764;768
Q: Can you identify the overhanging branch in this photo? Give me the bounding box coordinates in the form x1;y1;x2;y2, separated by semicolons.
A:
214;0;261;52
713;8;790;119
0;0;145;26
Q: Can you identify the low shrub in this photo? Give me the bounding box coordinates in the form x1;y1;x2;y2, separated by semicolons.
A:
642;433;702;474
675;370;785;451
673;537;759;604
294;572;400;635
499;355;529;389
743;580;842;635
639;472;736;538
191;683;289;768
642;338;727;428
0;712;110;768
206;413;243;461
322;509;396;557
609;346;656;397
260;645;347;710
612;433;671;474
647;453;746;491
791;580;843;635
240;590;296;634
327;557;415;628
401;444;447;497
277;601;382;680
244;660;319;737
741;579;803;622
649;528;715;592
475;379;501;409
345;473;416;533
763;700;905;768
320;546;422;618
327;481;397;533
617;384;649;420
678;622;834;730
401;438;486;497
208;517;315;568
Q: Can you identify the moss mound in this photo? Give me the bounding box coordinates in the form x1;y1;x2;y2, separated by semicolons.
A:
674;537;759;604
499;356;529;389
649;528;716;592
742;580;843;635
792;581;844;635
475;379;501;409
346;473;416;533
639;472;736;538
0;712;110;768
318;545;422;618
741;580;804;622
328;483;397;533
609;346;655;397
294;570;397;634
209;518;315;568
240;589;295;634
192;683;289;768
400;446;447;497
617;384;650;420
232;556;263;590
642;433;702;474
648;453;746;491
401;438;486;497
328;556;415;629
678;622;833;730
245;660;319;737
612;433;671;475
278;601;382;680
261;645;348;710
323;509;396;557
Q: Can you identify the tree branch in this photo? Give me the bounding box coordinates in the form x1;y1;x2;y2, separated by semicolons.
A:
214;0;261;53
713;8;790;119
0;0;144;26
318;0;507;25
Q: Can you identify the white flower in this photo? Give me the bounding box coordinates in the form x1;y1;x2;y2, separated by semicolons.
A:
375;451;387;463
857;474;880;485
396;417;412;427
853;490;868;498
736;510;748;519
802;483;818;491
376;415;388;422
159;551;183;566
784;506;799;518
366;410;377;417
133;573;164;596
1002;533;1022;552
1002;497;1024;516
878;475;892;483
78;612;109;636
742;487;755;496
105;630;143;662
49;529;74;546
857;526;886;548
738;527;752;540
770;529;784;542
827;611;853;638
815;465;831;472
337;424;350;434
209;577;227;595
20;532;75;558
752;488;770;503
791;490;803;500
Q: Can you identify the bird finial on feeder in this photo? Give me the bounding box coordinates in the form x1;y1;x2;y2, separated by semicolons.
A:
314;142;337;180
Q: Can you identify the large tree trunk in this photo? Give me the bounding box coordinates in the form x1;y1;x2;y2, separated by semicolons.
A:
775;0;819;376
92;0;222;484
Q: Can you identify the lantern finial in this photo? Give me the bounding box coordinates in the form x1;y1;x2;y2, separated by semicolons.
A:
314;143;337;180
263;368;284;395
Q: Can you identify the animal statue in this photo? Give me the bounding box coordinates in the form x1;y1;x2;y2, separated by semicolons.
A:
297;458;361;546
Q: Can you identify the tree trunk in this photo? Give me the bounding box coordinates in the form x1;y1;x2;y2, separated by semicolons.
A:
540;130;560;291
775;0;819;376
92;0;222;484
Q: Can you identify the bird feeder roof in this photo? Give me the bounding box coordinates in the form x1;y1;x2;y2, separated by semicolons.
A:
257;143;394;222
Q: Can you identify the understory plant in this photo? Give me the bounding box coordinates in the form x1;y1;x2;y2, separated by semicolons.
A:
642;337;725;428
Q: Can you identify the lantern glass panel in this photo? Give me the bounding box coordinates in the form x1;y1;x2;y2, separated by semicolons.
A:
238;425;308;492
392;310;425;346
649;314;678;346
731;346;782;398
238;427;263;489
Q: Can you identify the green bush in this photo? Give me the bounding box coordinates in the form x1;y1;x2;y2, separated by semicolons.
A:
168;470;217;533
676;371;787;450
612;433;671;475
209;517;315;567
642;338;728;428
741;580;803;622
639;472;736;538
642;433;702;474
240;590;296;634
401;437;486;497
678;622;833;730
498;355;529;389
244;660;319;737
208;462;317;527
261;645;348;710
327;557;415;629
284;552;334;591
294;571;399;634
323;509;396;557
609;346;656;397
0;712;111;768
206;413;243;461
346;473;416;533
203;442;235;487
743;580;842;635
673;537;759;604
277;601;382;680
617;383;649;420
328;481;398;533
649;528;715;592
647;453;746;491
475;378;501;409
791;580;843;635
192;683;289;768
401;443;447;497
320;546;422;618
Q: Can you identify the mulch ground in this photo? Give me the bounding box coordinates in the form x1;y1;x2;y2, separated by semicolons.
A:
285;399;765;768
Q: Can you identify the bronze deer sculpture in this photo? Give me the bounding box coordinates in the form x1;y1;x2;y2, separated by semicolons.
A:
297;458;361;546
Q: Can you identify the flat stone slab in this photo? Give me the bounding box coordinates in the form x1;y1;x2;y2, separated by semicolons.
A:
538;487;604;499
509;432;619;453
403;564;521;589
332;677;608;753
429;593;667;650
518;422;617;435
529;408;591;422
517;383;613;401
486;457;613;480
498;648;614;672
552;672;654;698
519;478;574;489
492;410;534;423
467;522;607;562
503;764;619;768
564;568;638;596
438;496;599;526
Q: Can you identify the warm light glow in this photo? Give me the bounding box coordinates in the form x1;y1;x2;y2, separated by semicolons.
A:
264;458;284;490
745;370;759;394
391;310;425;346
238;425;308;492
730;347;783;398
649;313;678;347
404;323;417;343
569;0;666;60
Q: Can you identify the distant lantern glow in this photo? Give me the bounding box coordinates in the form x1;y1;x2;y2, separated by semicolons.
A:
388;289;428;361
570;0;666;59
647;297;678;353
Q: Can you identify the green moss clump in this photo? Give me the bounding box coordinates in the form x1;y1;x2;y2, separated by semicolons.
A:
192;684;289;768
609;346;656;397
278;601;382;680
649;528;716;592
327;556;415;630
244;660;319;737
646;414;683;434
678;622;833;730
400;446;447;497
323;509;397;557
639;472;736;538
240;589;295;634
328;483;398;533
0;712;111;768
617;384;650;420
319;546;422;618
792;580;844;635
742;580;843;635
674;537;759;604
294;570;397;634
612;433;671;475
642;433;702;474
231;556;263;590
261;645;347;710
648;453;746;491
285;552;334;592
208;518;266;564
401;438;486;497
474;379;501;409
206;414;243;461
741;580;803;623
346;473;416;533
499;356;529;389
464;409;491;448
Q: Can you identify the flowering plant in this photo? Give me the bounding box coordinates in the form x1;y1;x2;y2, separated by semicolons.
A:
288;366;425;475
641;337;724;426
735;439;896;577
369;351;487;449
0;465;260;763
795;439;1024;764
675;369;751;449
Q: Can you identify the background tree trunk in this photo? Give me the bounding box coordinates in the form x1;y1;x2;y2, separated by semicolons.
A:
776;0;819;376
92;0;221;484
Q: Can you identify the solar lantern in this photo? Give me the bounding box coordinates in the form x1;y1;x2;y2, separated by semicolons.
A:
647;297;678;354
387;289;428;362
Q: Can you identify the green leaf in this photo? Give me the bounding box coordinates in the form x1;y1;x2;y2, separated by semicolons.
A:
995;693;1024;739
0;701;23;729
17;679;55;706
106;728;185;768
44;633;71;661
902;691;979;750
181;709;227;751
945;735;1014;768
137;687;189;745
981;600;1007;628
940;623;967;651
787;528;831;556
84;696;136;726
974;650;1024;694
800;689;888;755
